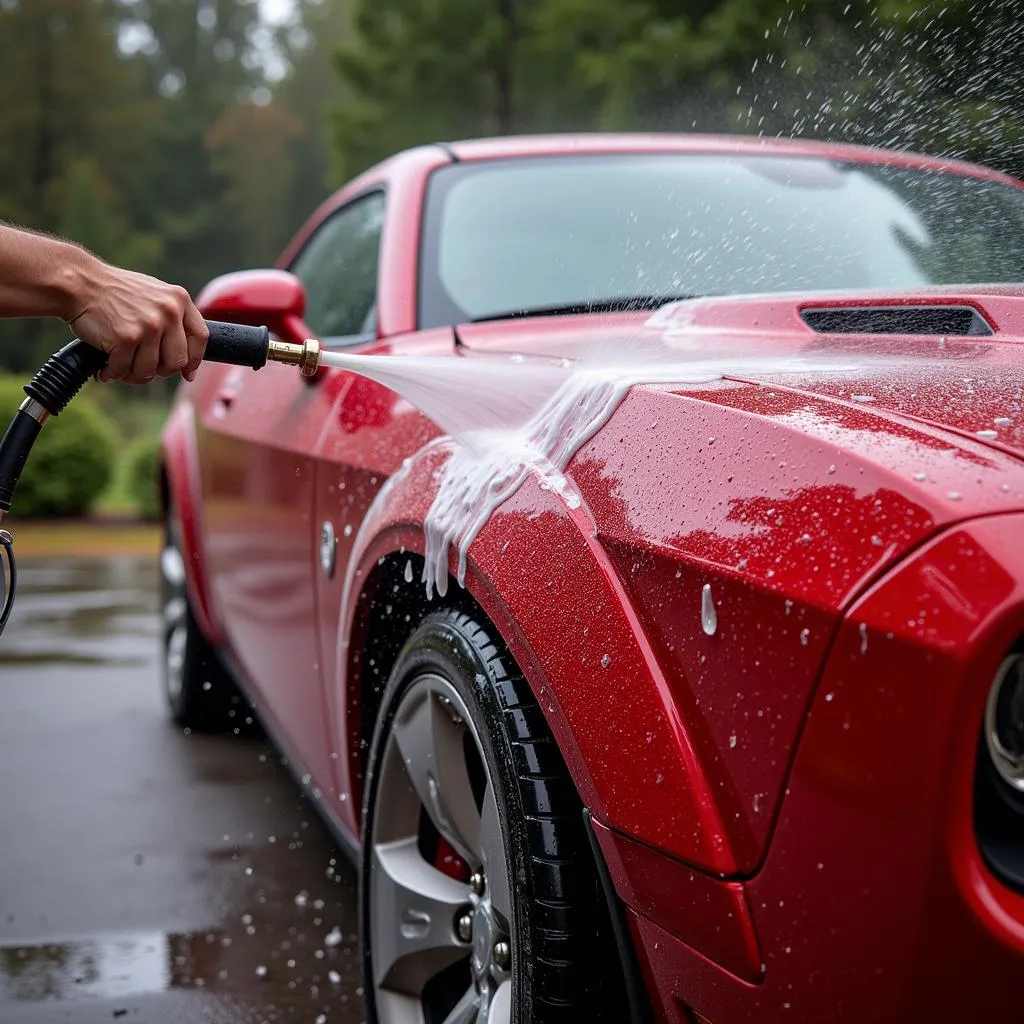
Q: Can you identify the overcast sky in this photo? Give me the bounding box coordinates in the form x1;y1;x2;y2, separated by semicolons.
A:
260;0;295;26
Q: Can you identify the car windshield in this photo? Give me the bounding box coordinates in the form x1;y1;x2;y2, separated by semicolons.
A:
418;152;1024;328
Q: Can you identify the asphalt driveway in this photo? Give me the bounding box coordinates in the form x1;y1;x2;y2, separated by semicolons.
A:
0;555;364;1023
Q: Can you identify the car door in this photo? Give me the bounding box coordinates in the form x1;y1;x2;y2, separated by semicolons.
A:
215;188;387;786
198;192;386;790
198;332;333;769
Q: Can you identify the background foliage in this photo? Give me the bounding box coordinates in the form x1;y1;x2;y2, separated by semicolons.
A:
0;378;116;517
2;0;1024;513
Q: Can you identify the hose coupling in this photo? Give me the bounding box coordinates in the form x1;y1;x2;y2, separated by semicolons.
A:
267;338;321;377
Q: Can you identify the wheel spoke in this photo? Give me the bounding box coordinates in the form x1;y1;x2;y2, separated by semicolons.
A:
392;687;482;864
479;785;511;924
161;544;185;588
442;984;480;1024
371;837;470;995
486;980;512;1024
163;596;187;631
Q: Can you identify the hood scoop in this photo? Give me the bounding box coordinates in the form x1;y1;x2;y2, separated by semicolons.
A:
800;304;993;336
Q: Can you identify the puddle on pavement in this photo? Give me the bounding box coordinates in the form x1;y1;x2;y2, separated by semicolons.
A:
0;556;159;667
0;554;371;1021
0;917;364;1013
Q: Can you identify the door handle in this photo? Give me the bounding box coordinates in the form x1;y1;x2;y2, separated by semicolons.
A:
212;387;238;418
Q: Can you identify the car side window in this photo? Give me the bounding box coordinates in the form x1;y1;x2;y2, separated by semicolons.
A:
289;190;386;344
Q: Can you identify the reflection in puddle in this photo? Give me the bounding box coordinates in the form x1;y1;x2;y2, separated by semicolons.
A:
0;932;173;1002
0;557;158;666
0;922;364;1009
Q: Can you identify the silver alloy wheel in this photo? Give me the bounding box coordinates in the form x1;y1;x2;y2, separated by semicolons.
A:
370;673;513;1024
161;529;188;706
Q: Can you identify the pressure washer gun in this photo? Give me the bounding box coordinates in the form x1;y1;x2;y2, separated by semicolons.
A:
0;321;321;639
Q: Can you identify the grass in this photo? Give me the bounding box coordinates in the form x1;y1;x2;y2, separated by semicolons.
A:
95;446;139;517
91;388;171;518
6;519;161;558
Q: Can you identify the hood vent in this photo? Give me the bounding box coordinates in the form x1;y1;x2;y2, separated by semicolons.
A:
801;304;993;337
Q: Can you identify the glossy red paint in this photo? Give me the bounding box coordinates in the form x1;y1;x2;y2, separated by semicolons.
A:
160;400;222;646
591;817;762;983
630;514;1024;1024
196;268;305;323
160;133;1024;1021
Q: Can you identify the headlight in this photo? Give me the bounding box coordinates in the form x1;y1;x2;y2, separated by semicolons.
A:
984;653;1024;791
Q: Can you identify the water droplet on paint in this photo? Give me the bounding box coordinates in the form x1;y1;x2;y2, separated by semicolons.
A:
701;584;717;636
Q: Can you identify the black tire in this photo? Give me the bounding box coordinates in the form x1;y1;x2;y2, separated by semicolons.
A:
360;609;625;1024
160;512;249;734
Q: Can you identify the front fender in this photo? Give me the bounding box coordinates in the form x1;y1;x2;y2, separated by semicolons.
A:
160;401;222;647
336;441;738;875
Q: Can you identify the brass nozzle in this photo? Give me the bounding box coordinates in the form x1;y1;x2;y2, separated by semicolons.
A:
267;338;321;377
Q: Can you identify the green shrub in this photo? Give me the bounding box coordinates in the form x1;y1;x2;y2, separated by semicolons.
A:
127;435;162;522
0;376;116;518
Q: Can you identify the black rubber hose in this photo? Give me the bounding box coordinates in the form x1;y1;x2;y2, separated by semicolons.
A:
0;529;15;639
0;412;42;514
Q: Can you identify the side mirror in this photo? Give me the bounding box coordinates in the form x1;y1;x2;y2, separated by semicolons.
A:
195;269;311;344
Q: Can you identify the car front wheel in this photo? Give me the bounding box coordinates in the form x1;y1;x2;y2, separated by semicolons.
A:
361;609;620;1024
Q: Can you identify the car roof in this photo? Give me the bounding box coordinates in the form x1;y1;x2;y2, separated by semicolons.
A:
440;132;1021;186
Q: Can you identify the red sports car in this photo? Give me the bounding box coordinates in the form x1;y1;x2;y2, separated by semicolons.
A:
160;133;1024;1024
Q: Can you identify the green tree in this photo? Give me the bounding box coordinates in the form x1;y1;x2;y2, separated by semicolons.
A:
109;0;266;290
273;0;356;224
0;0;152;372
205;100;304;266
331;0;531;181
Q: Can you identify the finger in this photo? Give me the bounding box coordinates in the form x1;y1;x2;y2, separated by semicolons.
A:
181;295;208;381
158;316;189;378
127;331;161;386
101;337;137;383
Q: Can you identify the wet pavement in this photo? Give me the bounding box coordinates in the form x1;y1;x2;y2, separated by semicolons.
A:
0;557;365;1023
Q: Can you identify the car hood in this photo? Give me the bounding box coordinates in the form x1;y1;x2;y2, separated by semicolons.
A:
454;287;1024;478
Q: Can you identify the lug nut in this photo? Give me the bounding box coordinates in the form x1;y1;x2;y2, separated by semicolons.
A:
469;871;485;897
456;912;473;943
493;940;510;969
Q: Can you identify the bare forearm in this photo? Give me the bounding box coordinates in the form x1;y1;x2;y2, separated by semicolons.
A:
0;223;99;322
0;223;207;384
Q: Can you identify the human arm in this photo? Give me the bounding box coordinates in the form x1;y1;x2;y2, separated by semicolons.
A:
0;223;207;384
